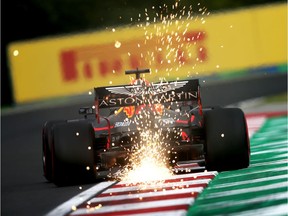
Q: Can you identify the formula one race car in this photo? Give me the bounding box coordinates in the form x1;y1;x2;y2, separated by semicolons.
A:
42;69;250;185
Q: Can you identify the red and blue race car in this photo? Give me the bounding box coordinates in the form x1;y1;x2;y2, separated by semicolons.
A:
42;68;250;185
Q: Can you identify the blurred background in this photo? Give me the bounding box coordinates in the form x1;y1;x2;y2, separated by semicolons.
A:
1;2;287;215
1;0;287;107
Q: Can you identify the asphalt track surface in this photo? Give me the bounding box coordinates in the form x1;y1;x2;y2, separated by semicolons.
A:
1;73;287;216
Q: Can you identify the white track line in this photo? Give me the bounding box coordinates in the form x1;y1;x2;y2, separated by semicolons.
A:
89;187;204;203
45;181;115;216
104;179;211;194
70;198;194;215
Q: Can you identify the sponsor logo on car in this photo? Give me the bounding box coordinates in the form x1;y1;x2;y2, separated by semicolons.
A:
98;91;198;107
114;120;132;128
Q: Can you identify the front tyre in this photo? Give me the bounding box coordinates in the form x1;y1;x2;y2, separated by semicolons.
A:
204;108;250;171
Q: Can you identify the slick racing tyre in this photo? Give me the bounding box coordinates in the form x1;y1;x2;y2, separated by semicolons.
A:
51;121;96;186
204;108;250;171
42;120;65;182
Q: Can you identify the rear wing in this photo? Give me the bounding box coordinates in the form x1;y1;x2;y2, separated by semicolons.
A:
94;79;200;110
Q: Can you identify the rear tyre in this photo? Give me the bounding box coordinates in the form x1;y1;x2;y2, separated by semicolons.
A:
51;121;96;186
42;120;65;182
204;108;250;171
